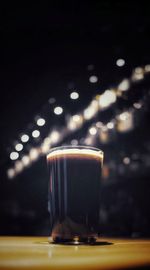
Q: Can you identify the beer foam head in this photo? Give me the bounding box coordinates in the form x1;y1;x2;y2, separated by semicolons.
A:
47;147;103;161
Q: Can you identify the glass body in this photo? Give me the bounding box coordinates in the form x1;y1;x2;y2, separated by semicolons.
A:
47;145;103;244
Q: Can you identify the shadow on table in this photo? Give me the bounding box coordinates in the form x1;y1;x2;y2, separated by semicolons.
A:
35;240;113;246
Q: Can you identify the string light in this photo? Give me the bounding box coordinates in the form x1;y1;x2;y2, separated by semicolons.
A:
133;102;142;109
41;136;51;154
84;136;94;145
21;134;29;143
71;139;78;145
132;67;144;81
32;130;40;138
37;118;46;126
22;155;30;167
70;92;79;100
29;148;39;161
54;106;63;115
10;152;19;161
7;64;150;178
84;100;99;120
145;65;150;73
117;111;133;132
89;127;97;135
119;112;130;121
49;97;56;104
99;90;116;109
50;131;60;144
107;122;114;129
15;143;23;152
67;114;83;131
123;157;131;165
99;126;109;143
15;160;24;173
41;143;50;154
7;168;15;179
116;59;125;67
89;75;98;83
118;79;130;91
96;122;103;128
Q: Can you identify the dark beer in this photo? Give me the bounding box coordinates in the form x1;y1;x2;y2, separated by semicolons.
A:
47;146;103;243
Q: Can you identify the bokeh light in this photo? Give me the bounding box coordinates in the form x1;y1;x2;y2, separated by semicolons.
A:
21;134;29;143
116;58;125;67
37;118;46;126
70;91;79;100
10;152;19;161
32;130;40;138
54;106;63;115
89;75;98;83
89;127;97;135
15;143;23;152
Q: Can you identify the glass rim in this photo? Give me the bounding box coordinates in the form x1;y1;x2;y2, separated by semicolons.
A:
46;145;103;160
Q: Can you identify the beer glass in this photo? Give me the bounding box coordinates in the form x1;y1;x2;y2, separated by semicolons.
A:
47;145;103;244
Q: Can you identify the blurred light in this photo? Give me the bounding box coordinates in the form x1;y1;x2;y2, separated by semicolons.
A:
10;152;19;160
89;127;97;135
22;155;30;166
71;139;78;145
15;143;23;152
133;102;142;109
87;64;94;71
37;118;46;126
41;137;51;154
119;111;130;121
29;148;39;161
132;67;144;81
118;79;130;91
116;59;125;67
70;91;79;100
67;114;83;131
96;121;103;128
107;122;114;129
99;126;109;143
49;97;56;104
44;137;51;145
15;160;24;173
117;111;133;132
21;134;29;143
123;157;130;165
102;165;110;179
32;130;40;138
145;65;150;72
84;136;94;145
89;75;98;83
84;100;99;120
50;131;60;144
72;115;81;122
41;143;50;154
99;90;116;109
135;67;143;74
7;168;15;179
54;106;63;115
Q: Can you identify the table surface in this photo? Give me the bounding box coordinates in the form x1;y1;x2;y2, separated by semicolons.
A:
0;237;150;269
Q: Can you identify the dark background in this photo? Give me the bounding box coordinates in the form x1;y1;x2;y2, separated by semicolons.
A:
0;1;150;237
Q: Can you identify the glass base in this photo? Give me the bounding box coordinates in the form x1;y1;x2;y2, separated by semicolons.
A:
50;235;97;245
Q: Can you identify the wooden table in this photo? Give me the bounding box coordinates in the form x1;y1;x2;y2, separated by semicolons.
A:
0;237;150;269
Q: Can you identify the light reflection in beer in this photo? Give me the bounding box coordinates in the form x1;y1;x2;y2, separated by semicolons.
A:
63;157;68;216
